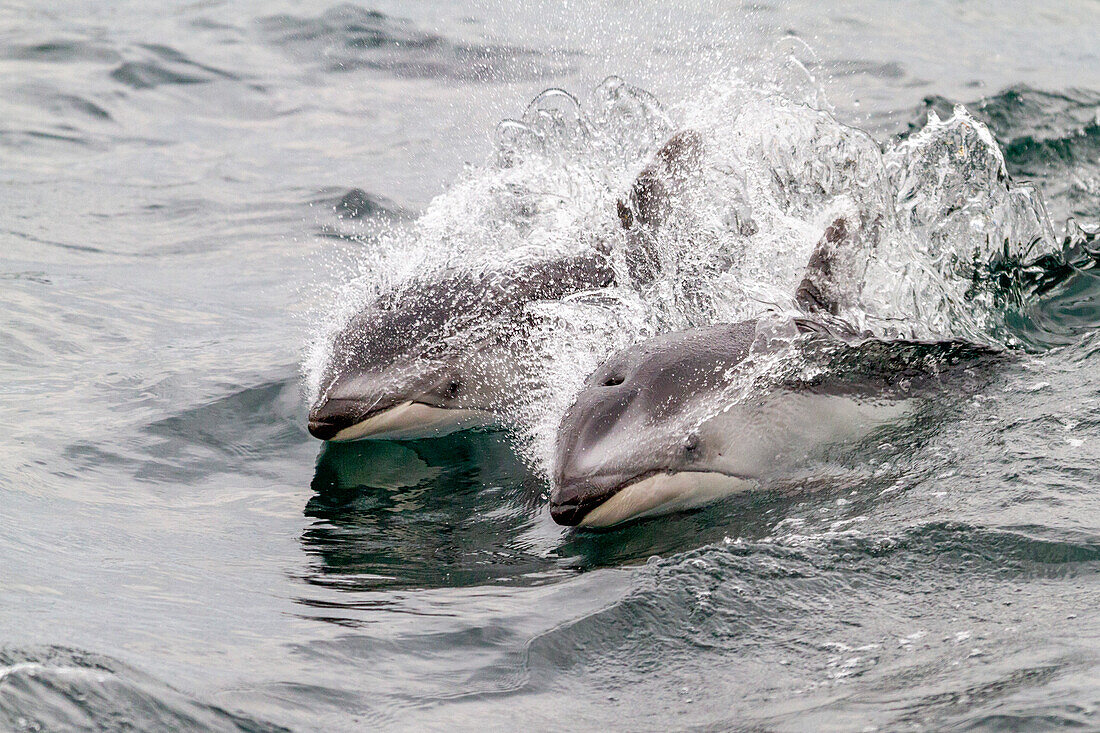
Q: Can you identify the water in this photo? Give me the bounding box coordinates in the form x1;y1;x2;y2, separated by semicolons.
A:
3;1;1100;730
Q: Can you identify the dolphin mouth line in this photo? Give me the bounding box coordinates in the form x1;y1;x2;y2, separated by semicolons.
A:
308;399;424;436
553;469;756;528
311;400;494;442
361;400;438;423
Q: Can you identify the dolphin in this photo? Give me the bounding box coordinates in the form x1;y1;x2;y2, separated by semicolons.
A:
549;218;1001;527
307;252;616;441
308;129;706;442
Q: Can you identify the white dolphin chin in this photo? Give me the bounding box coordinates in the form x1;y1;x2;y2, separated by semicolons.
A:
578;471;757;528
330;401;496;441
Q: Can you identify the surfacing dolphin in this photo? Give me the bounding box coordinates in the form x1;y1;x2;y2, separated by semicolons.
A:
308;130;704;442
549;218;1002;527
308;252;615;441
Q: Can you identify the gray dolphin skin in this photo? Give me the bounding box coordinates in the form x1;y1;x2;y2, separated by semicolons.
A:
549;319;999;527
549;217;1000;527
308;252;615;441
308;129;703;442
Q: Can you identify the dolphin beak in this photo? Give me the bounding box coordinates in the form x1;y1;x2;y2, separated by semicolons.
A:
549;473;631;526
307;419;341;441
307;398;376;441
548;496;596;526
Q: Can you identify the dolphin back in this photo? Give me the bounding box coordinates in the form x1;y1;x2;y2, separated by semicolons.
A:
782;333;1005;399
326;250;616;377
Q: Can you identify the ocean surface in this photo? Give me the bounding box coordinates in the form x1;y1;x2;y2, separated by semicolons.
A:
3;1;1100;730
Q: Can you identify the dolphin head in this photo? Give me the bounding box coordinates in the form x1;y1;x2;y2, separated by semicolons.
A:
550;317;984;527
307;274;514;442
309;253;616;442
307;355;502;442
550;322;762;527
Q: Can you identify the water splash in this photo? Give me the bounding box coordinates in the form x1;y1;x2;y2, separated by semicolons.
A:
306;68;1095;475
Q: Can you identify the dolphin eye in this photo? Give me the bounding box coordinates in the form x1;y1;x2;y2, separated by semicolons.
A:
446;380;461;397
617;199;634;229
683;436;700;455
602;374;624;387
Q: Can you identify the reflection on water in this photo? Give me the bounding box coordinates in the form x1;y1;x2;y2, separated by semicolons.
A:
300;431;882;599
302;432;556;592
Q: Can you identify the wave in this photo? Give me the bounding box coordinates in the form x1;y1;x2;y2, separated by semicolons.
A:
511;521;1100;727
48;375;308;492
913;86;1100;220
258;4;574;82
0;646;284;732
5;39;121;64
110;44;240;90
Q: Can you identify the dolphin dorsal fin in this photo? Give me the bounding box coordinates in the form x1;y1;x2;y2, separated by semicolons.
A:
614;130;705;284
795;217;855;316
618;129;705;231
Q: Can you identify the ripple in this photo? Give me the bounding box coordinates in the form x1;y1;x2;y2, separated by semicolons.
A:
535;520;1100;660
110;61;209;90
132;377;308;482
104;42;242;90
0;646;284;732
6;39;121;64
503;520;1100;728
258;4;575;81
311;187;410;221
